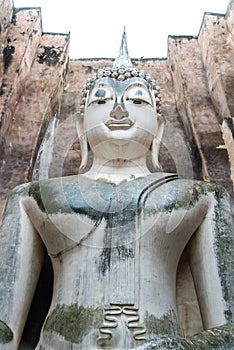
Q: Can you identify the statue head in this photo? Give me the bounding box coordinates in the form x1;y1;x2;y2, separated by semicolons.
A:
77;30;164;172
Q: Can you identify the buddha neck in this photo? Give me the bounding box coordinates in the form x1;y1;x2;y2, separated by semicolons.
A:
83;156;151;184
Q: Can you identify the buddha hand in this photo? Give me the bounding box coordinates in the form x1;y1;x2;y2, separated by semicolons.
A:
0;321;13;345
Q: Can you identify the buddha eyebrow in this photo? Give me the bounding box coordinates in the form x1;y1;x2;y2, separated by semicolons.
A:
126;83;149;93
94;89;106;98
135;89;143;96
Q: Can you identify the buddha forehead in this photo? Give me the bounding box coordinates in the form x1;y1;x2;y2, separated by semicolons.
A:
90;76;151;96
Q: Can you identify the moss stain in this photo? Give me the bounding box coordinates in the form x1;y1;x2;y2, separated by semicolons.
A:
44;305;102;344
37;46;62;66
142;324;233;349
190;323;234;349
3;44;15;72
0;321;13;344
144;310;182;337
99;247;111;274
212;193;233;321
29;182;45;212
163;181;226;213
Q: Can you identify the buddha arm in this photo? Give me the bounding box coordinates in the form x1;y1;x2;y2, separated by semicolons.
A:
132;186;234;349
0;184;45;349
187;185;233;329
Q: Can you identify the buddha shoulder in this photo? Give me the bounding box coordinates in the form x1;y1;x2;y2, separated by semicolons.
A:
4;175;230;216
142;175;230;213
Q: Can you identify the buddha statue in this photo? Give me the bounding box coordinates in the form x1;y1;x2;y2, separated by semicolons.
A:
0;31;233;350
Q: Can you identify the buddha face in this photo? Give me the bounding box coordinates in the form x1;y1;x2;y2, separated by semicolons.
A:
83;77;158;161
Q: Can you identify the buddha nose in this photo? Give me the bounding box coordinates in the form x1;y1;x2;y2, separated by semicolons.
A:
110;103;129;120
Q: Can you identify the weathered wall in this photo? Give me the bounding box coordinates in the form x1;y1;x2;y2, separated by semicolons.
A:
0;3;69;214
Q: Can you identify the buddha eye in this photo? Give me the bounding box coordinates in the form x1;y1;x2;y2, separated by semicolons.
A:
126;97;143;104
125;85;153;106
98;100;106;104
127;97;149;105
133;99;142;104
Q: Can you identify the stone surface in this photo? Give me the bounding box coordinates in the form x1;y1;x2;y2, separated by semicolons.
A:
221;118;234;190
167;35;232;194
0;5;69;212
0;0;13;81
0;0;233;349
0;8;42;132
198;13;234;120
226;0;234;38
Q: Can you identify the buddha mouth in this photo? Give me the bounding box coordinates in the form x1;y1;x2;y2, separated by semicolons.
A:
105;118;135;130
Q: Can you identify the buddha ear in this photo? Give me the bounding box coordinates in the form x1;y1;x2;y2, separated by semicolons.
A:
76;115;89;171
151;114;165;170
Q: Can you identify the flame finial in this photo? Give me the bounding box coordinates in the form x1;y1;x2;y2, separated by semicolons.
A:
113;27;133;69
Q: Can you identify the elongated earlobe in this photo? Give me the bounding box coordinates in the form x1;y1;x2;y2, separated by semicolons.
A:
79;134;89;170
76;117;89;171
151;115;165;170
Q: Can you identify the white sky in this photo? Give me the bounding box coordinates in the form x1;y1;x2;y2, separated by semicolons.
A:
13;0;230;59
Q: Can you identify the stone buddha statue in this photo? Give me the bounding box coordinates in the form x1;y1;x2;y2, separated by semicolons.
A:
0;31;233;350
